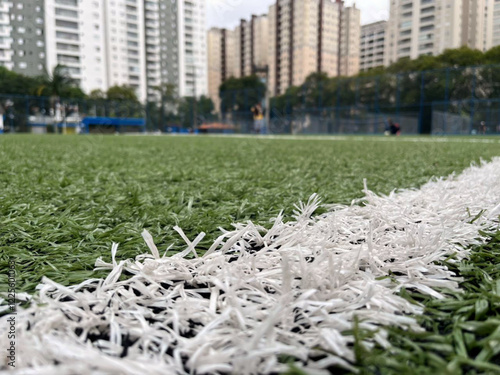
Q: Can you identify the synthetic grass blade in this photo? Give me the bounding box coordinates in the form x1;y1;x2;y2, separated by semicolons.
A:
1;158;500;374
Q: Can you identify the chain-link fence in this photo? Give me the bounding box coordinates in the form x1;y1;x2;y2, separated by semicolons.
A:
2;64;500;136
215;64;500;136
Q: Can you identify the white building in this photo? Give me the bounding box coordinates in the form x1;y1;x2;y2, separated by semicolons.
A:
493;0;500;47
0;1;14;71
44;0;109;94
177;0;207;98
103;0;147;101
360;21;387;72
3;0;207;102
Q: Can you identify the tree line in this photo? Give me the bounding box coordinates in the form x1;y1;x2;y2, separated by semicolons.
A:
218;46;500;118
0;64;215;130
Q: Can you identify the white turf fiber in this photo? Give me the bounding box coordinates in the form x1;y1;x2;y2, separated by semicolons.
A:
2;158;500;375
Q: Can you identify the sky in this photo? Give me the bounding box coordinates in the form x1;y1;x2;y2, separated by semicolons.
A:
206;0;389;29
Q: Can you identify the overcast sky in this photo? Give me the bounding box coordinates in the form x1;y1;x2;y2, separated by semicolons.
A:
207;0;389;29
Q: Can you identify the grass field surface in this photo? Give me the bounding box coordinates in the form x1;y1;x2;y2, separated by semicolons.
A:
0;134;499;374
1;135;499;293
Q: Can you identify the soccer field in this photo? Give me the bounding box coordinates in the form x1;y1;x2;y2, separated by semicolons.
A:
1;134;499;374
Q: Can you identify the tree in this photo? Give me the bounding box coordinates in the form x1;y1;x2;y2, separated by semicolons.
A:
437;47;484;67
37;64;80;97
106;85;139;102
89;89;106;100
219;75;266;114
178;96;215;128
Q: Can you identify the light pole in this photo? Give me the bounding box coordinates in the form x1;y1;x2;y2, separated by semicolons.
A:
192;64;197;129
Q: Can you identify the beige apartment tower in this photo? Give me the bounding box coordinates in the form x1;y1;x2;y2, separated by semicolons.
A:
207;15;269;110
385;0;494;66
360;21;387;72
268;0;360;96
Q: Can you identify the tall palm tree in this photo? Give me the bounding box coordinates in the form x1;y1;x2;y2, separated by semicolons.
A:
37;65;77;133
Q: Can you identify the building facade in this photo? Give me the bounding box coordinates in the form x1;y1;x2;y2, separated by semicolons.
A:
385;0;494;66
493;0;500;47
177;0;207;98
207;14;268;110
1;0;208;102
360;21;387;72
269;0;360;96
103;0;146;99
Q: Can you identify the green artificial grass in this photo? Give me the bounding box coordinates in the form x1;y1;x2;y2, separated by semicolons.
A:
0;134;499;294
1;134;500;374
352;229;500;375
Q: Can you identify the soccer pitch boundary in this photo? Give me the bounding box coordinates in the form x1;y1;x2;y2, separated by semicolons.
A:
1;157;499;374
164;133;500;144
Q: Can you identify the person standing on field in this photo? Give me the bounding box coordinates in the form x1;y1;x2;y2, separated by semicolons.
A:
251;103;265;134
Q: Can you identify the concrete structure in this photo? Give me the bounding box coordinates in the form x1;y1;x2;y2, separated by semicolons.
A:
102;0;146;101
385;0;494;66
2;0;208;102
207;27;223;112
339;5;361;77
268;0;360;96
235;14;269;78
360;21;387;72
4;0;46;76
493;0;500;47
177;0;207;98
207;14;268;110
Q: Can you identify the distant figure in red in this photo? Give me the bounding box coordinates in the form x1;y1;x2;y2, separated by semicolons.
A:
386;118;401;136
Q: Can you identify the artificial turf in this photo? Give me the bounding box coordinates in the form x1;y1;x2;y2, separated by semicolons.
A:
0;134;499;294
1;134;500;374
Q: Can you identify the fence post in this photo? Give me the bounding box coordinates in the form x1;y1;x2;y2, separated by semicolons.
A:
336;79;341;134
396;74;401;126
355;77;360;107
375;76;380;134
469;67;477;134
418;71;425;134
25;96;29;132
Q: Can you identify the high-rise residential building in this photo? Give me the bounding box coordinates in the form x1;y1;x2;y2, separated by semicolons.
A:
360;21;387;72
143;0;207;100
493;0;500;47
268;0;360;96
2;0;46;76
1;0;208;102
0;1;14;71
385;0;494;66
207;27;223;111
339;5;361;77
235;14;269;78
177;0;207;98
207;14;268;110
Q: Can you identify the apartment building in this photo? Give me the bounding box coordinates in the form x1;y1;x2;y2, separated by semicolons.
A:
360;21;387;72
142;0;207;100
207;14;268;109
385;0;494;66
268;0;360;96
339;5;361;77
494;0;500;46
207;27;223;111
236;14;269;77
1;0;208;102
177;0;207;97
103;0;146;97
